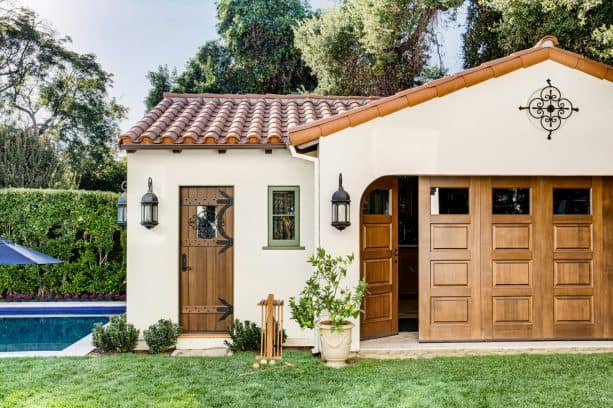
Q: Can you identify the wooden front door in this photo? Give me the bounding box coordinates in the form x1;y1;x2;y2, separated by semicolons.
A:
480;177;542;339
360;177;398;339
419;177;481;341
180;187;234;332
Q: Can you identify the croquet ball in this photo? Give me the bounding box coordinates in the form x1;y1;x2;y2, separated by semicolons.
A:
260;359;268;365
269;360;276;366
252;362;260;369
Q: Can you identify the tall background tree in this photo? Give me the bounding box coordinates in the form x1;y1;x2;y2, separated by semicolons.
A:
0;125;74;189
145;0;316;109
144;65;176;111
294;0;462;96
463;0;613;68
0;3;127;191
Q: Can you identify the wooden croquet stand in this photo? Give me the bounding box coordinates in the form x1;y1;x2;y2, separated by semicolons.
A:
258;293;284;361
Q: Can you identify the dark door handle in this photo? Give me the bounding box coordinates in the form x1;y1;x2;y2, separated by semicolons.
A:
181;253;190;272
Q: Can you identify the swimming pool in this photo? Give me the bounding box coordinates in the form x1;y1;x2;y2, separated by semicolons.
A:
0;302;126;354
0;316;109;352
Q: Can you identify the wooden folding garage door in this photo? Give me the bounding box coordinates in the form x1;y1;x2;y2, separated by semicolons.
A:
419;176;610;341
418;177;481;340
480;177;542;339
481;177;606;339
544;177;605;339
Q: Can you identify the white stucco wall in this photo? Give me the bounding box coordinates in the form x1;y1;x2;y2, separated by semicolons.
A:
126;149;315;344
317;60;613;347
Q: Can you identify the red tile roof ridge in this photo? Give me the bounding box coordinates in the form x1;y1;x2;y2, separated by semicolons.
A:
162;92;380;101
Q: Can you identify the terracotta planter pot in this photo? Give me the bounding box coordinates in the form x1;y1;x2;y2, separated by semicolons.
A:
318;321;353;368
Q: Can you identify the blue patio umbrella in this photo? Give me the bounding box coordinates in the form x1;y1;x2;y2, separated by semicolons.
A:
0;237;62;265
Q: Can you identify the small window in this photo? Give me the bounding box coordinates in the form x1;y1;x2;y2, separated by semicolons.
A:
363;189;390;215
493;188;530;215
196;205;217;239
267;186;300;247
553;188;591;215
431;187;469;215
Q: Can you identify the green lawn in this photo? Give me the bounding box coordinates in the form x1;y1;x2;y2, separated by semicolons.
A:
0;351;611;407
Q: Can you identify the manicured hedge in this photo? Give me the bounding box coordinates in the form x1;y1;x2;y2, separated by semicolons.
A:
0;189;125;296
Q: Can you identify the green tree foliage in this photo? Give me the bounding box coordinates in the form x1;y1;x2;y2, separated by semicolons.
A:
0;4;127;191
462;0;504;68
144;65;177;110
145;0;316;108
294;0;462;96
216;0;316;93
463;0;613;68
174;40;235;95
0;189;125;296
0;125;75;189
78;154;126;193
289;248;367;331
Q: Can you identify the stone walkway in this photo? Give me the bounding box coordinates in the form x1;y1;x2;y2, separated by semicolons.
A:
359;332;613;359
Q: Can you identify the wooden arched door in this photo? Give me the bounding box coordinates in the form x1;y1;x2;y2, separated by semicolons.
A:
360;177;398;339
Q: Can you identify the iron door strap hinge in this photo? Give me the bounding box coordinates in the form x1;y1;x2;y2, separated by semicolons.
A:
216;298;233;321
216;190;234;253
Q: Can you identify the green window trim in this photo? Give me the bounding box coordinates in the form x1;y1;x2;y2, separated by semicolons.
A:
267;186;301;249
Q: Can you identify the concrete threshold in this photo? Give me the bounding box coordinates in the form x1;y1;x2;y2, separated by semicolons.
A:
359;332;613;359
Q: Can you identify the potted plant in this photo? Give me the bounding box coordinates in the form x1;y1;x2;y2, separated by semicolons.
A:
289;248;367;368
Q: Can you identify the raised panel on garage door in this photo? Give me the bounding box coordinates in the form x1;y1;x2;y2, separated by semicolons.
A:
543;177;604;339
481;177;541;339
419;177;481;341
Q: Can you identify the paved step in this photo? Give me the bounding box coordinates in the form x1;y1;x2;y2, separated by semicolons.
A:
359;333;613;359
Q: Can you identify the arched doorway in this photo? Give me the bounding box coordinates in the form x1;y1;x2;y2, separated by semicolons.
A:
360;176;419;339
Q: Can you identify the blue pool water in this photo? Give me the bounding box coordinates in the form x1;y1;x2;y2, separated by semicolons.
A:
0;316;109;352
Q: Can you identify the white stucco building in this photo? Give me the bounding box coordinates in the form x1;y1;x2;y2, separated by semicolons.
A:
120;36;613;350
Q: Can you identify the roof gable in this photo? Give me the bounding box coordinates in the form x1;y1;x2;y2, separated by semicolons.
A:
289;36;613;147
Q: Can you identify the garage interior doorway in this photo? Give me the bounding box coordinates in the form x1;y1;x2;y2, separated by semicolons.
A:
397;177;419;333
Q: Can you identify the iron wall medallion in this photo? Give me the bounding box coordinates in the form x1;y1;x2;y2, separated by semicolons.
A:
519;79;579;140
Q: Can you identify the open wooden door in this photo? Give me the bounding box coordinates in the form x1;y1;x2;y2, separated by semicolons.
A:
360;177;398;339
180;187;234;332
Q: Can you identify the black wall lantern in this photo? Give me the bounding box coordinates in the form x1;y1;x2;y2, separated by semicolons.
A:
331;173;351;231
116;181;127;228
140;177;159;229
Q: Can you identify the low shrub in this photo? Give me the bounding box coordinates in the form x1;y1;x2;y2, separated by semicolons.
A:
224;319;287;352
92;314;139;353
143;319;181;354
225;319;261;352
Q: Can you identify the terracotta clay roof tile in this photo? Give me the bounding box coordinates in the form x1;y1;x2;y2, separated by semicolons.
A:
119;93;376;148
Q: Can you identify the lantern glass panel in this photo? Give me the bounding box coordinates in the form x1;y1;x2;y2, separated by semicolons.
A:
117;205;126;225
